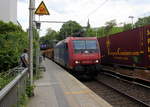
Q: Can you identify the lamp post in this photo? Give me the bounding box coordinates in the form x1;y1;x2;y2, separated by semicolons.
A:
129;16;134;29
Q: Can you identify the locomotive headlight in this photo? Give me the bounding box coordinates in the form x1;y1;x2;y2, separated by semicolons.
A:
95;60;99;63
75;61;80;64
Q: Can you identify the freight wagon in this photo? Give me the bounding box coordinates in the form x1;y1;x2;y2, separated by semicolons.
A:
98;25;150;82
43;48;54;60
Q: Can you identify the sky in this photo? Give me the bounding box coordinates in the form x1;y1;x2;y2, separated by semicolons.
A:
17;0;150;36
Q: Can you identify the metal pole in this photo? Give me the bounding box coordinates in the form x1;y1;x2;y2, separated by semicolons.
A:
37;16;40;68
29;0;34;86
131;18;134;29
35;16;40;74
129;16;134;29
37;29;40;68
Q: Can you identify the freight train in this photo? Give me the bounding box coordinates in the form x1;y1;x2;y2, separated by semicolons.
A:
43;48;54;59
98;25;150;82
43;37;101;76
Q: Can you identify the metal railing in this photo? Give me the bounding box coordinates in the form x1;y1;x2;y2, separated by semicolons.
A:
0;68;28;107
0;66;25;89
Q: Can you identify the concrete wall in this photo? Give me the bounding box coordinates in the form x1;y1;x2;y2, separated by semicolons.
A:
0;0;17;24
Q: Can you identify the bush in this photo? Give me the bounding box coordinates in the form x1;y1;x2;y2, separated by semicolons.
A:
0;21;28;72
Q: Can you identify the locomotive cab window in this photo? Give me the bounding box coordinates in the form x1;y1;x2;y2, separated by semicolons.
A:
73;40;98;53
73;40;86;49
86;40;97;50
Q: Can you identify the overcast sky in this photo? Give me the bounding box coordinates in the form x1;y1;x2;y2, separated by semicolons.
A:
17;0;150;36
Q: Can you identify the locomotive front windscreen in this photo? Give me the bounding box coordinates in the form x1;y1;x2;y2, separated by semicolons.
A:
73;40;98;53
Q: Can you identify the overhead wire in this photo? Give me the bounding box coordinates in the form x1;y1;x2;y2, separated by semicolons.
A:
87;0;109;18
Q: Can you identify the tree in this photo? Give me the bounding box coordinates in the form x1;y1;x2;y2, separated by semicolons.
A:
96;20;124;37
40;28;59;48
59;20;82;38
110;27;123;34
104;19;117;35
123;23;132;31
135;16;150;27
45;28;59;41
0;21;23;34
97;27;105;37
85;28;96;37
96;26;123;37
0;32;28;72
0;21;28;72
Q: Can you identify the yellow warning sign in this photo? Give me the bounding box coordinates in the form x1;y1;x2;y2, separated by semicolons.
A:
35;1;50;15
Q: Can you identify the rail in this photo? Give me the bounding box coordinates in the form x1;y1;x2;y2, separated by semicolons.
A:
97;72;150;106
0;68;28;107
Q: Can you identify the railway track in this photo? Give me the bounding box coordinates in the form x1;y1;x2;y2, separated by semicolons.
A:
80;72;150;107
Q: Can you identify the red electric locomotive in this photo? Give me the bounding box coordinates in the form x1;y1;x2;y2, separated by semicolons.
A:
54;37;101;76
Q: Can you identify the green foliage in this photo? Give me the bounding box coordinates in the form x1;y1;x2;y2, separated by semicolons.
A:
59;20;82;38
26;80;35;97
85;19;123;37
0;21;23;34
104;19;117;35
45;28;59;42
135;16;150;27
0;32;28;72
96;26;123;37
0;71;17;89
0;77;5;89
97;27;105;37
0;21;28;72
109;27;123;35
85;28;96;37
40;28;59;48
123;23;132;31
18;94;28;107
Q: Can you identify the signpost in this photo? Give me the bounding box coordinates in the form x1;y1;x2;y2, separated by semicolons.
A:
34;1;50;77
29;0;50;86
29;0;65;87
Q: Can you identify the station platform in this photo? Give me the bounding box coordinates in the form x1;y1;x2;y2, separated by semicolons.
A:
28;59;112;107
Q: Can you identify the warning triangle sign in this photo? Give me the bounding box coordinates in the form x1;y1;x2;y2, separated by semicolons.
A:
35;1;50;15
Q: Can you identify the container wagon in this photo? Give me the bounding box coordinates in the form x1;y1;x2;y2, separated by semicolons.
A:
98;25;150;82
